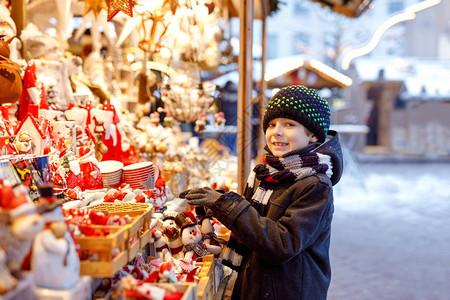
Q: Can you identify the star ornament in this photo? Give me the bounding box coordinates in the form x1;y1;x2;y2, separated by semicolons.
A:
140;173;155;190
79;0;108;18
107;0;134;22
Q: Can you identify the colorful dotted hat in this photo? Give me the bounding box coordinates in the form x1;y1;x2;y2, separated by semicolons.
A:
263;85;331;142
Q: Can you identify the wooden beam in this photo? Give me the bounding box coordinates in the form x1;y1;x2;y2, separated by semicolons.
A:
237;0;253;194
257;16;268;158
10;0;26;57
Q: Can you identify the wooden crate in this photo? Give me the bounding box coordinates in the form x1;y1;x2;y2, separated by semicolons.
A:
76;226;129;278
139;224;153;251
196;255;215;300
217;225;230;242
88;203;153;261
97;282;197;300
126;283;197;300
120;209;152;261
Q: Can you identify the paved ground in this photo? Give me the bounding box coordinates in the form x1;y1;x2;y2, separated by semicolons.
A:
328;162;450;300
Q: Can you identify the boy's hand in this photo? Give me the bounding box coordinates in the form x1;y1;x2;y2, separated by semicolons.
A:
179;187;222;208
178;189;192;199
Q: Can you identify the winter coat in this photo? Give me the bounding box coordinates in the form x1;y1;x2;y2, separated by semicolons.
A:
212;130;343;300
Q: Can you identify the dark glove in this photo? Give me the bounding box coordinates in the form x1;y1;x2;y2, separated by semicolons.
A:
178;189;192;199
179;187;222;209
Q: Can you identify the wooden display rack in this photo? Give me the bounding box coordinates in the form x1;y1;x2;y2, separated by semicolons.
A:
88;203;153;261
75;203;153;277
76;226;129;278
120;283;197;300
196;255;215;300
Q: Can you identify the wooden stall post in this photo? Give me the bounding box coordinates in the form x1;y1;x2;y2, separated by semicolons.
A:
237;0;254;194
10;0;25;58
257;15;268;158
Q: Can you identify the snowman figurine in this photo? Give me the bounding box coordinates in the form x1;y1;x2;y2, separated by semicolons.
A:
31;185;80;290
149;218;171;262
174;211;210;261
162;212;184;259
195;206;225;256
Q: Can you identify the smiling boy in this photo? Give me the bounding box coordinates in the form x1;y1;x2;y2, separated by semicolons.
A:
181;85;343;300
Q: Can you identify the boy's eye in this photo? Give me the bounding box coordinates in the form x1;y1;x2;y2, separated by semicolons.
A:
285;122;295;127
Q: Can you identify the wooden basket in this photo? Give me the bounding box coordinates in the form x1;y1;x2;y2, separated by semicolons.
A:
87;202;153;214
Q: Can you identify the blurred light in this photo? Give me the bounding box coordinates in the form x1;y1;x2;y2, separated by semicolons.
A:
310;59;353;87
45;27;57;36
341;0;441;70
130;61;176;77
265;58;304;81
127;53;135;62
271;88;280;97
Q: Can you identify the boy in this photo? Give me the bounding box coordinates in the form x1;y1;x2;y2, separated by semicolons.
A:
180;85;343;299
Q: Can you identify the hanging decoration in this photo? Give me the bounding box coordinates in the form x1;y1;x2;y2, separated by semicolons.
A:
162;0;180;14
107;0;133;22
79;0;108;18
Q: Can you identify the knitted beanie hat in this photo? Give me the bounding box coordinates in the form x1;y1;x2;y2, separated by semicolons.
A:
263;85;331;142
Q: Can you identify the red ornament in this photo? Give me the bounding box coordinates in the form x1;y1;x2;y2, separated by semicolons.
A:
107;0;133;22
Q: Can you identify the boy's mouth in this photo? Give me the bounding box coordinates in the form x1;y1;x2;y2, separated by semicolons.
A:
272;142;288;147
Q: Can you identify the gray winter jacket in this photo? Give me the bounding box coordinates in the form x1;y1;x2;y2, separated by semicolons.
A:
212;130;343;300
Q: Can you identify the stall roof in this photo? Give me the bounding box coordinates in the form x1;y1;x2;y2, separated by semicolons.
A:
310;0;373;18
212;55;352;90
229;0;277;19
352;57;450;101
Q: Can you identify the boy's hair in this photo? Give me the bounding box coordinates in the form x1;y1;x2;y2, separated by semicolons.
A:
263;85;331;142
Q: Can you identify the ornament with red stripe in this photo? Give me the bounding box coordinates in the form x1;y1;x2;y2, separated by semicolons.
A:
107;0;133;22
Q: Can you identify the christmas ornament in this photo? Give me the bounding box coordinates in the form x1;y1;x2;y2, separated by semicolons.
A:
107;0;133;22
79;0;108;18
0;36;22;105
162;0;180;14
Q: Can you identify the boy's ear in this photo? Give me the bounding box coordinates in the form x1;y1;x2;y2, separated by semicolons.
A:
309;135;319;143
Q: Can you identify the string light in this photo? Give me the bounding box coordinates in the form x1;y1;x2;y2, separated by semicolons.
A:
341;0;441;70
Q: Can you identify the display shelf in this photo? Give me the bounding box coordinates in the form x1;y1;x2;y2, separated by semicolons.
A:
95;282;197;300
196;255;215;300
0;272;34;300
34;276;92;300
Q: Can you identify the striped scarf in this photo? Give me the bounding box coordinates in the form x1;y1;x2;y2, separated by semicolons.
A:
222;151;332;271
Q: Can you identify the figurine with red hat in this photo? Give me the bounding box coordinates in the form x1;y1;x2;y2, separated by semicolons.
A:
162;212;184;259
195;206;226;257
0;180;44;287
78;146;103;190
175;211;210;261
60;148;83;190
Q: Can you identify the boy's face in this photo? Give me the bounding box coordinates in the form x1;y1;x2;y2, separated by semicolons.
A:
266;118;318;157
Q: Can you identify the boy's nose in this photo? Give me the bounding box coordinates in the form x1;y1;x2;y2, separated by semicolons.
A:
274;124;283;135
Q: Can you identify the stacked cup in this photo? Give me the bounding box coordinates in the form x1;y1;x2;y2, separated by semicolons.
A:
123;162;159;190
99;160;124;188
